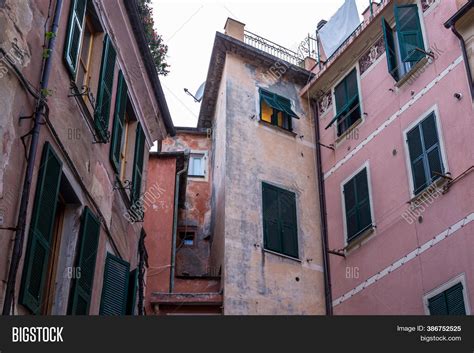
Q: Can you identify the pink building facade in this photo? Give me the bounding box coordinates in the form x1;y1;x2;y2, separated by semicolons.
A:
305;0;474;314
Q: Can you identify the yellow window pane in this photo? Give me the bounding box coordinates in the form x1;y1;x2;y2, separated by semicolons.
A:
261;100;273;123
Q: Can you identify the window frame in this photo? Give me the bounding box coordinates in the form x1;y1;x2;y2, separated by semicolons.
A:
331;65;363;138
423;274;471;315
403;106;448;198
76;17;95;89
258;89;297;132
340;161;375;246
261;182;299;259
188;151;208;180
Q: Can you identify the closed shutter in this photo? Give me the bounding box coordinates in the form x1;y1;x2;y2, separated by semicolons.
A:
428;292;448;315
263;183;282;254
382;18;399;81
131;124;145;204
64;0;87;77
68;207;101;315
19;142;62;314
126;269;139;315
421;113;443;182
445;283;466;315
110;71;128;172
100;254;130;315
395;4;425;63
344;168;372;241
94;35;116;142
279;190;298;258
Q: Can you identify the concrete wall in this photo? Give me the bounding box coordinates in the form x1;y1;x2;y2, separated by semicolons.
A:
210;52;325;315
316;0;474;314
0;0;167;315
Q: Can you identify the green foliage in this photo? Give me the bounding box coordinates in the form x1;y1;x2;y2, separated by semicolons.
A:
137;0;169;76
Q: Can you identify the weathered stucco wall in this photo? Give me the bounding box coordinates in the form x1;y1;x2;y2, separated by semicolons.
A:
212;52;325;314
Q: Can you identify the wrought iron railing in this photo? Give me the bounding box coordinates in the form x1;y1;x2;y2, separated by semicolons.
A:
243;30;304;67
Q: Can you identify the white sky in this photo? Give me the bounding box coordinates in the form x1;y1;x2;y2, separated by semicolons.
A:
152;0;371;127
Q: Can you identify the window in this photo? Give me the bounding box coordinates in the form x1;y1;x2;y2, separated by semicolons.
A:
110;71;129;176
382;4;425;81
406;112;444;195
428;283;466;315
259;89;298;131
343;167;373;242
131;124;145;204
262;183;298;258
64;0;88;77
178;231;195;247
189;153;206;177
76;19;94;87
100;253;130;315
328;69;361;137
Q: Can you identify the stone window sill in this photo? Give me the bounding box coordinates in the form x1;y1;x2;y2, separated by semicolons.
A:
335;117;363;145
263;248;301;263
345;224;376;254
395;57;429;88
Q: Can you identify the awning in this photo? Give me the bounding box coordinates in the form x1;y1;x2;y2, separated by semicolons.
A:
260;91;299;119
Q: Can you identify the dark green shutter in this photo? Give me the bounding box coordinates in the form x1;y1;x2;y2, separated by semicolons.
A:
382;18;399;81
100;254;130;315
64;0;87;77
395;4;425;63
344;168;372;241
68;207;101;315
132;124;145;203
126;269;139;315
262;183;298;258
94;35;116;142
110;71;128;172
428;283;466;315
19;142;62;314
262;183;282;253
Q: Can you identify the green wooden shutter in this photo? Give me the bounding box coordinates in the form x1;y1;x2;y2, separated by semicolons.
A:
100;254;130;315
94;35;116;142
64;0;88;77
344;176;358;241
19;142;62;314
279;189;298;258
395;4;425;63
445;283;466;315
421;113;443;182
344;168;372;241
382;18;399;81
126;269;139;315
262;183;282;254
407;125;426;194
131;124;145;204
110;71;128;172
428;292;448;315
68;207;101;315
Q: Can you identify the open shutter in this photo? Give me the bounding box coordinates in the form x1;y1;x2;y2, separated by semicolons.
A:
428;292;448;315
445;283;466;315
100;254;130;315
382;18;399;81
126;269;139;315
131;125;145;204
395;4;425;63
110;71;128;172
64;0;87;77
94;35;116;142
279;189;298;258
262;183;282;254
19;142;62;314
68;207;100;315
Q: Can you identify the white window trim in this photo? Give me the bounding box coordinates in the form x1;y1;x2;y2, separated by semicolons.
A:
331;63;364;141
402;104;449;198
423;273;471;315
340;160;376;247
188;150;208;181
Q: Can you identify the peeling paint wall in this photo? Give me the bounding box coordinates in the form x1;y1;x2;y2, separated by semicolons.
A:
210;52;325;314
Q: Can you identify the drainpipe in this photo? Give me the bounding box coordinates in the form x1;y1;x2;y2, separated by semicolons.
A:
169;158;188;293
2;0;63;315
451;25;474;101
311;100;333;316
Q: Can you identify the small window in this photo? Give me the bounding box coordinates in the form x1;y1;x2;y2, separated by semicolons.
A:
178;232;195;247
189;153;205;177
406;112;444;195
330;69;361;136
382;4;425;81
428;283;466;315
343;167;373;242
262;183;298;258
76;18;95;88
259;89;298;131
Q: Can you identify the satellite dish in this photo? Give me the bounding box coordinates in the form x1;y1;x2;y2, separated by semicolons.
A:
194;81;206;102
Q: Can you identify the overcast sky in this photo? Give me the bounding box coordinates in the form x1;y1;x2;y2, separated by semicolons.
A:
152;0;371;127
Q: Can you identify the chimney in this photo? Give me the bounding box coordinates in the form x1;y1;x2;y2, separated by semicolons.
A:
224;17;245;41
